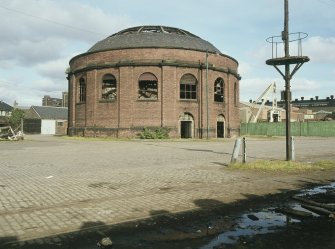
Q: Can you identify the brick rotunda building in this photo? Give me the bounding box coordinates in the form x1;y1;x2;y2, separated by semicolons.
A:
67;26;241;138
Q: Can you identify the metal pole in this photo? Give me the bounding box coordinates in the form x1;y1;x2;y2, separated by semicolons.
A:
284;0;292;161
242;137;247;163
291;136;295;161
206;50;209;139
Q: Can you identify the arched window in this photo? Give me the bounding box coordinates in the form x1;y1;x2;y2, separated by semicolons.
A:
79;77;86;102
102;74;117;100
214;77;224;102
234;82;238;107
138;73;158;100
180;74;197;100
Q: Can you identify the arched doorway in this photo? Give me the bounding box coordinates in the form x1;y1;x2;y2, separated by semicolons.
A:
217;114;225;138
180;113;194;138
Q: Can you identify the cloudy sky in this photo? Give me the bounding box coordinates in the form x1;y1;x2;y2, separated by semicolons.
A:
0;0;334;106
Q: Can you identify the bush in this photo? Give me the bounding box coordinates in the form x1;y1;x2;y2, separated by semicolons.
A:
9;108;25;129
138;127;170;139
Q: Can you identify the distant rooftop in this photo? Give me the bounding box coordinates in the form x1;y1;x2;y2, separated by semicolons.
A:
31;106;68;120
0;101;13;112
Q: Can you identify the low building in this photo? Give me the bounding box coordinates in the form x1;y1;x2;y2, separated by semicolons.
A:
23;106;68;135
240;101;284;123
0;101;13;126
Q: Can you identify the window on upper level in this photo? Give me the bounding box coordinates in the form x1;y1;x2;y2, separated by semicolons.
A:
138;73;158;100
180;74;197;100
102;74;117;100
234;82;238;107
214;77;224;102
79;77;86;102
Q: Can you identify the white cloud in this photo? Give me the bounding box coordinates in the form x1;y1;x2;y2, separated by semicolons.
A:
240;77;326;102
0;0;136;66
304;36;335;63
36;57;70;80
240;78;281;101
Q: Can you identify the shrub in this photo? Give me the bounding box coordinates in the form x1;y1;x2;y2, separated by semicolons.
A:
138;127;170;139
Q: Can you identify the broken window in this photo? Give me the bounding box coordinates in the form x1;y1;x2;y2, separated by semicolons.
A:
102;74;117;100
214;78;224;102
180;74;197;100
79;77;86;102
138;73;158;100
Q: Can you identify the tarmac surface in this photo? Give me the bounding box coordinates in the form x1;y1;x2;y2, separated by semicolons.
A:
0;135;334;247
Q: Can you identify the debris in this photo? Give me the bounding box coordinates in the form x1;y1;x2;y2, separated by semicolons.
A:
274;207;314;219
0;126;24;140
293;195;335;211
301;204;334;217
97;237;113;248
247;214;259;221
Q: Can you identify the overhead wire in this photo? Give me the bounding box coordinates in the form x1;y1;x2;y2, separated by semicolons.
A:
0;5;108;37
316;0;335;8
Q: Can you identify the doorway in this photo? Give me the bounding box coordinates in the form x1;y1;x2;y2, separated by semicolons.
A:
217;121;224;138
179;113;194;139
181;121;192;138
217;115;225;138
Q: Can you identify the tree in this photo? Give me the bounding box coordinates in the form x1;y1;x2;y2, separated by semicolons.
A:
9;108;25;129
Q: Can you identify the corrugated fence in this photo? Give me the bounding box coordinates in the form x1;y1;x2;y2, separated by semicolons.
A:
240;121;335;137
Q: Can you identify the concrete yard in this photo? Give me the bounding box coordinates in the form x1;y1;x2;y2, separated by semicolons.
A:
0;135;334;246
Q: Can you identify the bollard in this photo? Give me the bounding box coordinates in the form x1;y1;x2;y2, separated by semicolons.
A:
291;136;295;161
231;138;242;164
242;137;247;163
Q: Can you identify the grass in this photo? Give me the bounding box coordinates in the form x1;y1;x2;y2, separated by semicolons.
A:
229;160;335;172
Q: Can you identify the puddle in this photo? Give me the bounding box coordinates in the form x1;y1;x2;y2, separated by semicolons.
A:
297;182;335;197
200;182;334;249
200;209;300;249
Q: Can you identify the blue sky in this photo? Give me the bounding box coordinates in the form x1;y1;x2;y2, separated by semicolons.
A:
0;0;334;106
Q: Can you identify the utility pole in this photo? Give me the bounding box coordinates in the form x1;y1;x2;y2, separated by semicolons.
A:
266;0;309;161
283;0;292;160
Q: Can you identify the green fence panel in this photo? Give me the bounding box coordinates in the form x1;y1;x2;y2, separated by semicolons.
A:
240;121;335;137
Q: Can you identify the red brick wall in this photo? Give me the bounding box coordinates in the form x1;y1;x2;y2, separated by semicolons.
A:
68;48;240;138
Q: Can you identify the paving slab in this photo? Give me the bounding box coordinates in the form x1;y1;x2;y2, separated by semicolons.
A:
0;135;334;243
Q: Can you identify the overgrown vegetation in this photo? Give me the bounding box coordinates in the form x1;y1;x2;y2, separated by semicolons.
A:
138;127;170;139
230;160;335;171
9;108;25;129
